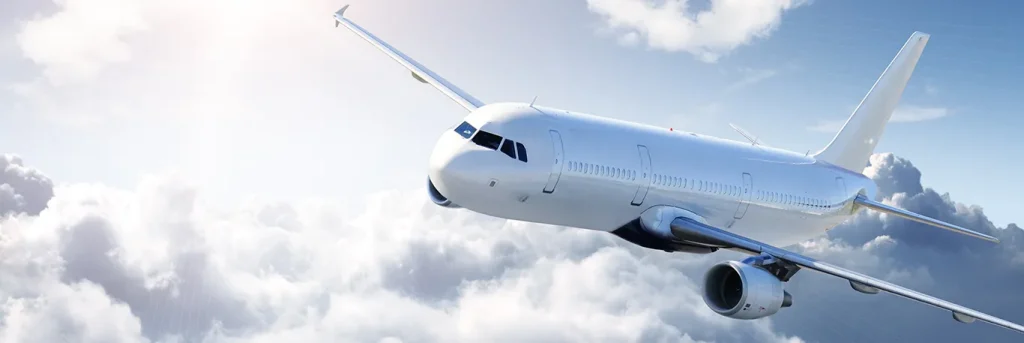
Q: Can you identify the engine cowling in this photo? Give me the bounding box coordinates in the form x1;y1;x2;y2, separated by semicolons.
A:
702;261;793;320
427;177;460;208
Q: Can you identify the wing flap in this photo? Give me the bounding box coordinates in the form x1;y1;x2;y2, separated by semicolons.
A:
333;6;485;111
669;217;1024;334
854;194;998;243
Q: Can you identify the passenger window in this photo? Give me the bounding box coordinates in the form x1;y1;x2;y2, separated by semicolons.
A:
515;142;528;162
471;130;502;150
453;121;477;139
499;139;516;159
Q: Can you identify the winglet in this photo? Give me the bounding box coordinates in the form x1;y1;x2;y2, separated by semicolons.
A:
334;5;350;27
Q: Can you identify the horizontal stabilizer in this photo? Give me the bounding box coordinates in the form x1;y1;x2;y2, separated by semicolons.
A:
854;194;998;243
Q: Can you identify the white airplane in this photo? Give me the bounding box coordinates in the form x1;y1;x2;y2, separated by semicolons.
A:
333;5;1024;334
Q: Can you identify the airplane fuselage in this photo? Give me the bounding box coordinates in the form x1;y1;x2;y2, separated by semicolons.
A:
428;102;876;248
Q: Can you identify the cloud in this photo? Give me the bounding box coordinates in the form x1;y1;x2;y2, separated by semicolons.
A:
805;118;844;133
586;0;807;62
8;0;351;124
891;106;949;123
14;0;149;86
725;68;778;93
1;154;54;216
807;106;950;133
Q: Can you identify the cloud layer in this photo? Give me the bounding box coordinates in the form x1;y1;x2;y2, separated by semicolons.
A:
1;151;1022;343
586;0;806;62
1;154;54;216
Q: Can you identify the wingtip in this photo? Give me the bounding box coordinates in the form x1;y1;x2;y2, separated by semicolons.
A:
334;5;349;27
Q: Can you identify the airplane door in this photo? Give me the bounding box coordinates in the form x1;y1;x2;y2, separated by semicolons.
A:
631;145;652;206
542;130;565;193
835;177;848;205
733;172;753;219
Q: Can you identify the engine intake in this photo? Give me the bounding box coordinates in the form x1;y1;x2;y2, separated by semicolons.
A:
427;177;460;208
703;261;792;320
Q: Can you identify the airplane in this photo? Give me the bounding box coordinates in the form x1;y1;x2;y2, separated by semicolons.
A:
332;5;1024;334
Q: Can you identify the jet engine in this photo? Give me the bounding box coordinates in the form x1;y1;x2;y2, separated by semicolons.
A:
427;177;460;208
702;261;793;320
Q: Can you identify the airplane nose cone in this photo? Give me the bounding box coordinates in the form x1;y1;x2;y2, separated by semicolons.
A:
428;133;473;200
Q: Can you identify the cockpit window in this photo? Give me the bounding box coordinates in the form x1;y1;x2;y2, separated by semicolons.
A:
454;121;477;139
471;130;503;150
515;142;528;162
500;139;517;159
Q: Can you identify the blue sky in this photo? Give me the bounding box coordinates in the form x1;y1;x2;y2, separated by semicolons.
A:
0;0;1020;227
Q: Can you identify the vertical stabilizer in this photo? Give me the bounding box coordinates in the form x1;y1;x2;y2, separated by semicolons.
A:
813;32;929;172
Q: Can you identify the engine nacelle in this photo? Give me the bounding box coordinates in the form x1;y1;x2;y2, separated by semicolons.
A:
427;177;460;208
702;261;793;320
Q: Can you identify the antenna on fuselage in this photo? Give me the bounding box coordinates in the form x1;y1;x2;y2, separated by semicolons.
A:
529;95;538;107
729;123;767;147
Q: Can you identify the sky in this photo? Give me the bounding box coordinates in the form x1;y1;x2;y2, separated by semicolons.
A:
1;0;1024;342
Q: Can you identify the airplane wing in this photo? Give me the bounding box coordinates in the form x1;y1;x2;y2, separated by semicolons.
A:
332;5;485;112
669;217;1024;334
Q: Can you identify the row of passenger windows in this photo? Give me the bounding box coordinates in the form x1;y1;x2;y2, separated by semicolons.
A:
652;173;743;197
454;121;528;163
567;161;636;180
757;190;835;209
567;161;744;198
568;159;836;210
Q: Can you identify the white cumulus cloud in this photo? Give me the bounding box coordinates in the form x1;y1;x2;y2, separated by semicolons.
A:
586;0;808;62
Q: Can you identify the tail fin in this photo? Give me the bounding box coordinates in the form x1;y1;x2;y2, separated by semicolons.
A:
813;32;930;172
